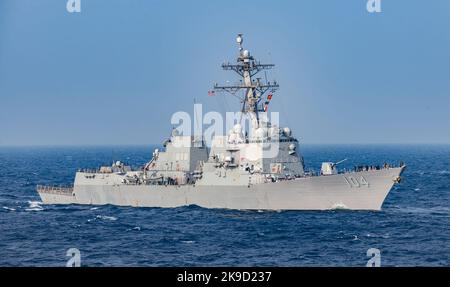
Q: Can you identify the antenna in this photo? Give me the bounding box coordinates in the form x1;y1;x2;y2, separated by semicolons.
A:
213;34;279;122
236;34;243;51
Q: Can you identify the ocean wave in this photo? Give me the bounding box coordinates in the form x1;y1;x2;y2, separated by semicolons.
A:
1;146;449;266
95;215;117;221
126;226;141;231
2;206;16;211
418;170;450;176
365;233;390;239
393;206;450;216
25;201;44;212
331;203;348;210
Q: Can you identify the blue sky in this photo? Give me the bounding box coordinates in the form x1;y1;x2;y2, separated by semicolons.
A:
0;0;449;145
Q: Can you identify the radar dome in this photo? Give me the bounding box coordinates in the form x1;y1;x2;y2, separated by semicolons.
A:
233;124;242;133
236;35;242;44
254;128;264;139
283;127;292;137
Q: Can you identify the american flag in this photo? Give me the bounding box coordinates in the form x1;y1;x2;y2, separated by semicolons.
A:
208;90;215;96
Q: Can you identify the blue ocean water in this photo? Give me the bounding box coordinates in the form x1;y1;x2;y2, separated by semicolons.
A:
0;145;449;266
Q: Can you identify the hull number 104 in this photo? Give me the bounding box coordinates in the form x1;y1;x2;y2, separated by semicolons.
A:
344;176;369;188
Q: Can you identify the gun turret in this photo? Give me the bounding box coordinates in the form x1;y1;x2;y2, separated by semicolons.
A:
321;159;348;175
331;158;348;168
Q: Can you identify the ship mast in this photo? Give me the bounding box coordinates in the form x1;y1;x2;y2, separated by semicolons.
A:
214;34;279;122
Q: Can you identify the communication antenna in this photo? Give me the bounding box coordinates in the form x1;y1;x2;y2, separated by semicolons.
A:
213;34;279;122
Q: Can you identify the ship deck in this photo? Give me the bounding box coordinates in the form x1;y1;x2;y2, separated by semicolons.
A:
36;185;74;196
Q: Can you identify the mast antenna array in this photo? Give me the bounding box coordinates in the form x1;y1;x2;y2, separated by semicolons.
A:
213;34;279;118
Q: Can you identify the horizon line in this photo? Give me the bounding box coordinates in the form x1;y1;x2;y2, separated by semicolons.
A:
1;142;450;148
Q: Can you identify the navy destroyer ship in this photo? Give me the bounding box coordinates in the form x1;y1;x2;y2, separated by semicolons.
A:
37;34;405;210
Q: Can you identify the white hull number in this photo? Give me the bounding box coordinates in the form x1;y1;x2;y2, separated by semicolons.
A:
343;176;369;188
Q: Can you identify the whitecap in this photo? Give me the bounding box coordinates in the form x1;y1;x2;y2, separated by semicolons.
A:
331;202;348;210
90;207;99;210
3;206;16;211
414;188;421;191
181;240;195;244
366;233;390;239
25;201;44;211
96;215;117;221
126;226;141;231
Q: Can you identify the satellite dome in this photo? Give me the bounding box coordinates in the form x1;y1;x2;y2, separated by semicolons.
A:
254;128;264;138
233;124;242;133
236;35;242;44
283;127;292;137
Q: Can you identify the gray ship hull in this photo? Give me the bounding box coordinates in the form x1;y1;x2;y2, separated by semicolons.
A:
37;167;404;211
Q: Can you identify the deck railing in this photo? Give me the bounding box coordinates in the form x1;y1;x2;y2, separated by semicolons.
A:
36;185;74;195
